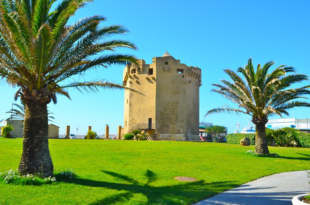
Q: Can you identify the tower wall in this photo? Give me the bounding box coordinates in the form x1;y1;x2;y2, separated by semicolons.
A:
154;57;188;139
123;60;156;134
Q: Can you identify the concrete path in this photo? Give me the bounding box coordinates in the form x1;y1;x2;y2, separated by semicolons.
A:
195;171;310;205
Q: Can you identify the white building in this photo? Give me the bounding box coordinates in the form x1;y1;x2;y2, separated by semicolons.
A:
266;118;310;132
3;120;24;138
3;120;61;138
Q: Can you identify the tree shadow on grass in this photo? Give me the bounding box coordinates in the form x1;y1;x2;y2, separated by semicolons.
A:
55;170;237;205
277;155;310;161
297;152;310;158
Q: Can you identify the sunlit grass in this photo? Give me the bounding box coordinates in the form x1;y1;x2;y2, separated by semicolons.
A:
0;137;309;205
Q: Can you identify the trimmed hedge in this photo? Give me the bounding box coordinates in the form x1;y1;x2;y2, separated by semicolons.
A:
227;132;310;147
124;133;134;140
295;133;310;148
226;134;255;145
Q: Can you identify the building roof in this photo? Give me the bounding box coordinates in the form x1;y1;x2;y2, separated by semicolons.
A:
162;51;172;57
48;124;59;128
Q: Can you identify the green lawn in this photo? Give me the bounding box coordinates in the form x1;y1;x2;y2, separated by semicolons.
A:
0;137;309;205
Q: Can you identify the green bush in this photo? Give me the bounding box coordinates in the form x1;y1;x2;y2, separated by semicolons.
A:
131;130;148;140
0;168;76;185
84;130;97;139
205;125;227;134
228;128;310;147
226;134;255;145
268;128;299;147
266;129;275;142
136;133;148;141
295;133;310;148
1;125;14;138
132;130;141;136
124;133;134;140
0;169;56;185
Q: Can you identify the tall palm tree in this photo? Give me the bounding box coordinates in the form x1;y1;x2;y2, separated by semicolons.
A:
6;102;55;122
0;0;139;177
206;59;310;154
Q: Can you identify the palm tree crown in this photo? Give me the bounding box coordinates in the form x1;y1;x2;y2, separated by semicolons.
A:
0;0;138;104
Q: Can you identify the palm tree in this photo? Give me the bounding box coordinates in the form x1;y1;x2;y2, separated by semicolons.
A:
206;59;310;154
0;0;139;177
6;103;55;122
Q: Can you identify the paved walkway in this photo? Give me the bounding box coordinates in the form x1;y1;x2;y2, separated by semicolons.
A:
196;171;310;205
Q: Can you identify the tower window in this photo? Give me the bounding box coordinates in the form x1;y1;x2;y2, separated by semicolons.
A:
148;118;152;129
131;69;136;74
177;69;184;74
165;62;168;65
127;99;128;104
148;68;153;75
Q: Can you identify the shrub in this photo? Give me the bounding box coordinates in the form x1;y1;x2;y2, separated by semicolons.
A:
132;130;148;140
0;168;76;185
1;125;14;138
226;134;255;145
295;133;310;148
124;133;134;140
84;130;97;139
269;128;299;147
0;169;56;185
54;168;76;181
266;129;275;143
136;133;148;141
205;125;227;134
132;130;141;136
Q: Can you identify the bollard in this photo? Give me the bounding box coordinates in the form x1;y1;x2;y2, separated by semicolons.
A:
66;126;70;139
105;124;109;139
117;126;122;140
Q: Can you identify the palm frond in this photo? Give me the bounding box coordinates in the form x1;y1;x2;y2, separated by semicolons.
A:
205;106;248;117
60;81;143;95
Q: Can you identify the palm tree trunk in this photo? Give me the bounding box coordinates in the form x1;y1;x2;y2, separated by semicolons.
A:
255;123;270;154
18;102;53;177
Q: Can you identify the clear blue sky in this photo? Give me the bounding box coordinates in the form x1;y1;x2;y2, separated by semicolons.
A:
1;0;310;135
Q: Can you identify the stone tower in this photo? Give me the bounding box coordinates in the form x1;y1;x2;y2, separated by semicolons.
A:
123;52;201;141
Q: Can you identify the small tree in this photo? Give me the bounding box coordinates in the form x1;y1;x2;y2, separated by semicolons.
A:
204;125;227;142
1;125;14;138
204;125;227;134
85;130;97;139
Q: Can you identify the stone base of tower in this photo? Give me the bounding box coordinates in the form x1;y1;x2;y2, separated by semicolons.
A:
187;135;201;141
157;134;201;141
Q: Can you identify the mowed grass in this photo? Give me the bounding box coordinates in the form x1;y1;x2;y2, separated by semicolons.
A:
0;137;309;205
